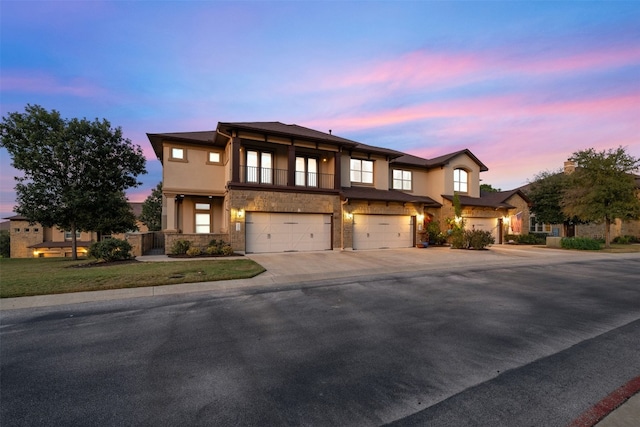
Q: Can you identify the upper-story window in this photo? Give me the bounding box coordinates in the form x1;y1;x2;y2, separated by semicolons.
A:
392;169;412;191
350;159;373;184
296;156;318;187
208;152;221;164
453;168;468;193
170;147;185;160
246;150;273;184
64;230;81;241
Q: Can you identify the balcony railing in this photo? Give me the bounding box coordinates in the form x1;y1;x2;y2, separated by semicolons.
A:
240;166;334;189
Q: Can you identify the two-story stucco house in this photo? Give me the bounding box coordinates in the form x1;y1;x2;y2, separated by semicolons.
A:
148;122;529;254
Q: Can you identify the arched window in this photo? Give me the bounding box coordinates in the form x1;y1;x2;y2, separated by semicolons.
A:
453;169;468;193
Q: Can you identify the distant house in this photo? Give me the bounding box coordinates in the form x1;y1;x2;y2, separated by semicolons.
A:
5;202;147;258
148;121;530;253
522;161;640;239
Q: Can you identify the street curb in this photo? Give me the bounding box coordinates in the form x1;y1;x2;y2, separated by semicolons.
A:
568;375;640;427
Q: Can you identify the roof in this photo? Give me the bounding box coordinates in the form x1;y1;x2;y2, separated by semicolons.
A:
28;241;93;249
147;131;217;161
425;149;489;172
4;214;28;221
350;142;406;159
129;202;143;217
443;189;529;209
342;186;441;207
217;122;361;147
0;221;10;231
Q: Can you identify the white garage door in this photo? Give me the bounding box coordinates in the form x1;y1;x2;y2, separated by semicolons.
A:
246;213;332;253
465;218;499;242
353;215;414;250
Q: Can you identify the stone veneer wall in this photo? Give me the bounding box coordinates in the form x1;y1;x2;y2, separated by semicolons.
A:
9;220;44;258
227;189;341;251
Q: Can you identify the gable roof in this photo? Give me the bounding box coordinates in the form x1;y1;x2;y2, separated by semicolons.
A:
391;148;489;172
342;186;441;207
217;122;361;147
147;131;217;161
443;189;529;209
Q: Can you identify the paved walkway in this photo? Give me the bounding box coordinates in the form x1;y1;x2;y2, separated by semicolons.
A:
2;245;638;425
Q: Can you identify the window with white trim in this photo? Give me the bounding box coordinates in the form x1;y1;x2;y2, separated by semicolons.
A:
350;159;373;184
208;152;221;163
453;168;468;193
195;203;212;233
171;147;185;160
64;230;81;241
529;215;551;233
392;169;412;191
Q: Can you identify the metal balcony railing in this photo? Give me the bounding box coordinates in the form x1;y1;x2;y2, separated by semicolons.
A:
240;166;334;189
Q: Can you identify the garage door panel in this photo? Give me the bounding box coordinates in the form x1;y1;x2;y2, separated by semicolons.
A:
465;218;499;243
353;215;413;250
246;213;332;253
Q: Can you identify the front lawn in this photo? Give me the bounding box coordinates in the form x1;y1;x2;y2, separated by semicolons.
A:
0;257;266;298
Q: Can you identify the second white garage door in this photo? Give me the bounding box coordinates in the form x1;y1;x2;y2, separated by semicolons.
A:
353;215;414;250
246;213;332;253
465;217;499;243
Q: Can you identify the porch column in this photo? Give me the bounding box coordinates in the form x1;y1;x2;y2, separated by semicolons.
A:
164;193;178;233
334;150;342;190
232;135;241;183
288;143;296;186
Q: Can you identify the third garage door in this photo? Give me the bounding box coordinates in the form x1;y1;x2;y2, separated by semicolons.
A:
353;215;414;250
246;213;332;253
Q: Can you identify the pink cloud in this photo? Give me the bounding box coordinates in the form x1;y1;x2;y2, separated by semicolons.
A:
1;72;107;97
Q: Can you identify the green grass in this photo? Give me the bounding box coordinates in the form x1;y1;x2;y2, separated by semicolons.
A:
0;257;266;298
600;244;640;253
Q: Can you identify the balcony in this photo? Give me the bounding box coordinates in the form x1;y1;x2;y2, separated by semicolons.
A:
240;166;335;189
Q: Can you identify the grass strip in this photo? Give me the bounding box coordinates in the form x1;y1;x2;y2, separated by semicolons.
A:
0;258;266;298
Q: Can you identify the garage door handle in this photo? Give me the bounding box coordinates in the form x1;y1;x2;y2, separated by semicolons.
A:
267;234;271;239
310;233;314;238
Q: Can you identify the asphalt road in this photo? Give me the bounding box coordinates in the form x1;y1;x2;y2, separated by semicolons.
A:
2;257;639;426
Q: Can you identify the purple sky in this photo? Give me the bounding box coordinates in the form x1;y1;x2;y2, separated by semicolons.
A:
1;1;639;220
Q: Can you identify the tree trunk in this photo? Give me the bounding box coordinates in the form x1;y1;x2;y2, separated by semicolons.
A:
604;217;611;249
71;222;78;260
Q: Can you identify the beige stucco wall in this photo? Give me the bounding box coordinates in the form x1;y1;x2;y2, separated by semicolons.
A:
442;154;482;198
162;143;226;195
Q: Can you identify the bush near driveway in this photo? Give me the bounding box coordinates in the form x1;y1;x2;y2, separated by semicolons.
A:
561;237;602;250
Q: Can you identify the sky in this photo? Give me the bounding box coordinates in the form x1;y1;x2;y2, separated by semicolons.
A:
1;1;639;220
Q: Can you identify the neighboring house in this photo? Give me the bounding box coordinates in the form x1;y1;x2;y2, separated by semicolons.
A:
148;122;530;254
5;202;147;258
522;162;640;240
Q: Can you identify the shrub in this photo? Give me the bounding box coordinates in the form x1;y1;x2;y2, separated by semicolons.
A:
451;230;494;250
170;239;191;255
88;238;132;262
205;240;235;256
561;237;601;250
221;244;234;256
466;230;495;249
426;221;448;245
505;233;546;245
612;235;639;244
186;247;202;257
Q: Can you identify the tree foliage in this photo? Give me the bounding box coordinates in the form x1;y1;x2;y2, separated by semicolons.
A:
0;104;146;259
480;183;501;193
0;230;10;258
526;169;569;225
561;147;640;248
140;182;162;231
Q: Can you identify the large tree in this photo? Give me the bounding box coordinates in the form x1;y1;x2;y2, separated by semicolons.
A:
0;104;146;259
561;147;640;248
527;169;569;225
140;182;163;231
